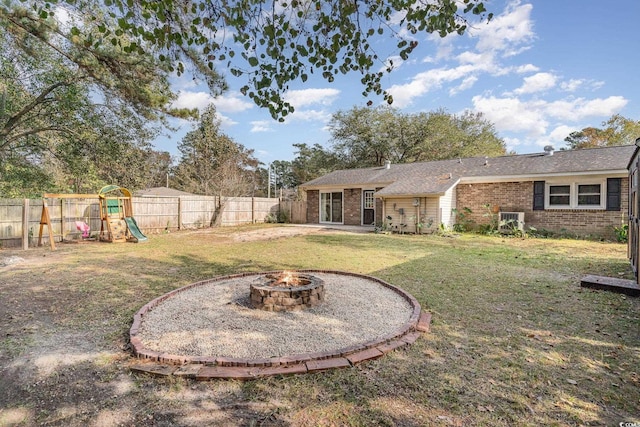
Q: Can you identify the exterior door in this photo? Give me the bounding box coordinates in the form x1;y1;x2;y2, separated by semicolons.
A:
362;190;375;225
320;191;343;223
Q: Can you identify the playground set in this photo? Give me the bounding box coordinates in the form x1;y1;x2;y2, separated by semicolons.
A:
38;185;147;250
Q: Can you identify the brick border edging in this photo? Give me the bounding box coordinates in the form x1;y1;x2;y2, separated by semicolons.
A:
130;270;430;380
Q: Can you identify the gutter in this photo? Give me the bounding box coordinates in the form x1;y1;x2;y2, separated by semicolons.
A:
460;169;628;184
300;181;394;191
376;192;446;200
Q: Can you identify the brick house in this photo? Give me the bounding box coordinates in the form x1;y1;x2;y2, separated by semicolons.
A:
300;145;635;239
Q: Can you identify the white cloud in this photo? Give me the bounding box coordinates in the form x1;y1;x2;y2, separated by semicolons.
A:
545;96;628;120
560;79;585;92
449;76;478;96
514;64;539;74
288;109;333;122
549;125;576;143
513;72;557;94
170;73;200;90
171;91;213;110
560;79;605;93
385;1;536;107
397;27;419;42
250;121;274;133
380;55;405;73
212;92;254;113
503;136;523;152
471;95;548;136
472;94;629;145
471;2;535;56
432;35;456;61
53;6;72;29
217;114;238;127
171;91;253;115
284;88;340;109
387;65;477;107
457;50;495;69
388;10;406;25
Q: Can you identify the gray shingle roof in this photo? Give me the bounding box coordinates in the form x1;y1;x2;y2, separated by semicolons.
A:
134;187;195;197
301;145;635;196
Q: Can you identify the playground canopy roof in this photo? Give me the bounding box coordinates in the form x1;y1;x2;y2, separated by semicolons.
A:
98;185;132;198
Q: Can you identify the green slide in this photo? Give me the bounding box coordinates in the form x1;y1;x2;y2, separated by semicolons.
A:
124;217;148;242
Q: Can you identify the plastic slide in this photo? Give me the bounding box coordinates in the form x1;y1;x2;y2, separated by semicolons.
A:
124;217;148;242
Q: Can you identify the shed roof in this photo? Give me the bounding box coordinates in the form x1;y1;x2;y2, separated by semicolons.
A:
301;145;634;196
134;187;195;197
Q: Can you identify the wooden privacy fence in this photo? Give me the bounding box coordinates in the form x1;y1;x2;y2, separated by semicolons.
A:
0;196;307;249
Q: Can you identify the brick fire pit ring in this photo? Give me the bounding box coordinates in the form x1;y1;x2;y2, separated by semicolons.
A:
250;272;325;311
130;270;430;380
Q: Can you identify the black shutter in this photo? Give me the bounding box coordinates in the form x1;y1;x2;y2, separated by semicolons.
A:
606;178;621;211
533;181;545;210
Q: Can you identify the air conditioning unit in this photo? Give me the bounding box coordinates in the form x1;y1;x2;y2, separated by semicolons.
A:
499;212;525;232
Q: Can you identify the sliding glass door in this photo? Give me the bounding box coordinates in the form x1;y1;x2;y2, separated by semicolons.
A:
320;191;343;223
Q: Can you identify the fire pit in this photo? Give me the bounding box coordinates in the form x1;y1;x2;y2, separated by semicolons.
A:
250;271;325;311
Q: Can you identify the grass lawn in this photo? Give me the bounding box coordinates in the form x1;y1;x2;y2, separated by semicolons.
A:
0;224;638;426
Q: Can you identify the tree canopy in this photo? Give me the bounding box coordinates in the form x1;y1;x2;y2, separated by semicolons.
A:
172;105;259;196
0;1;192;196
564;114;640;149
287;107;506;184
13;0;492;120
327;106;506;168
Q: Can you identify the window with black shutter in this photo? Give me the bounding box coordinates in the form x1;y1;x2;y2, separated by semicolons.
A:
533;181;545;210
606;178;621;211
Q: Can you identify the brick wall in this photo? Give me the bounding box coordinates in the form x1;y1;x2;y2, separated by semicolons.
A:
305;188;362;225
343;188;362;225
456;179;628;239
307;190;319;224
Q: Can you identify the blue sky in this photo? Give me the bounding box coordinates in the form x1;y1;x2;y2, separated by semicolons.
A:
157;0;640;166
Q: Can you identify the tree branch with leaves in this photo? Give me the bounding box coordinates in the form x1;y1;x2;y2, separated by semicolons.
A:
19;0;492;120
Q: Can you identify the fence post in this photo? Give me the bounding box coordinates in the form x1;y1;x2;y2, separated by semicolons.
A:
22;199;29;250
178;197;182;230
252;197;255;223
60;198;65;240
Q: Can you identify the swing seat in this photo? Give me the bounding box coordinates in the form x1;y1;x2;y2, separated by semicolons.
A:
75;221;90;238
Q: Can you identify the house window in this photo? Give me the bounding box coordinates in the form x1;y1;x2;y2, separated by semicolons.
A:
546;181;605;209
577;184;601;206
363;191;374;209
549;185;570;207
320;191;343;223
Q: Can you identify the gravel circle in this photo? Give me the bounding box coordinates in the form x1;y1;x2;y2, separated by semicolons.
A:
136;272;415;360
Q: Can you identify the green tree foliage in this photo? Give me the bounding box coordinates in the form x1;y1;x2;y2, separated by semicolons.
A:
327;106;506;168
18;0;492;120
172;105;259;196
0;2;192;196
269;160;297;190
564;114;640;149
253;161;296;198
291;142;343;184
